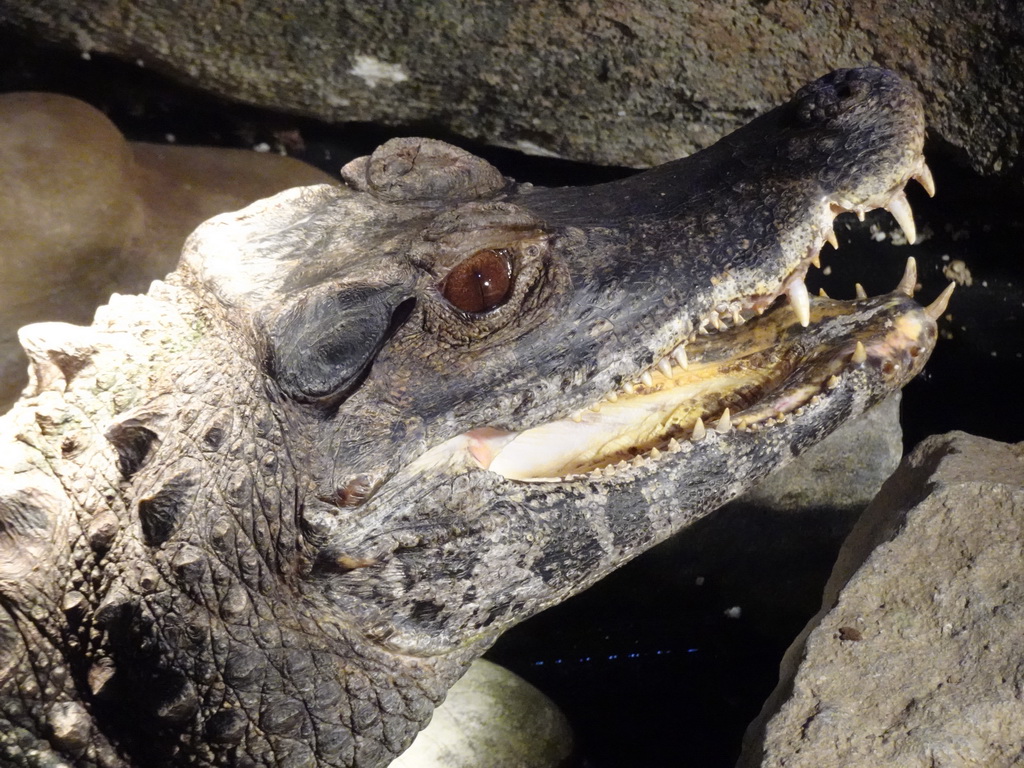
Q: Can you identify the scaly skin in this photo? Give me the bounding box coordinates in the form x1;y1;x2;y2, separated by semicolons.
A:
0;68;943;766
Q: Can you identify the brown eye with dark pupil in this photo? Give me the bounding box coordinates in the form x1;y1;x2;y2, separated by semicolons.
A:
441;249;513;313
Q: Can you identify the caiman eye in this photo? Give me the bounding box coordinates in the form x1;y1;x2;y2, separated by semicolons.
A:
441;249;513;313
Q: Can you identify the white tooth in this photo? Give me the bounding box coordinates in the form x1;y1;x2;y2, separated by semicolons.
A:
897;256;918;297
852;341;868;364
886;189;917;244
811;253;821;268
826;229;839;249
667;437;681;453
710;312;721;330
691;417;706;441
672;345;689;369
623;382;635;395
650;446;661;459
855;283;868;300
606;391;618;402
658;358;673;378
826;374;841;389
914;162;936;197
856;209;866;222
818;287;830;298
732;310;744;326
715;408;732;434
925;282;956;320
640;371;654;388
571;411;584;422
787;279;811;327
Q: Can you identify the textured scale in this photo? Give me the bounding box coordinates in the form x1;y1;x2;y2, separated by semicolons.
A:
0;69;938;767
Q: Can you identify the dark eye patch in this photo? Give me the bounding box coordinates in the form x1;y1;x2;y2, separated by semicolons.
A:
268;283;413;403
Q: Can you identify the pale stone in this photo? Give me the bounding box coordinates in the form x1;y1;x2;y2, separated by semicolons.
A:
392;659;573;768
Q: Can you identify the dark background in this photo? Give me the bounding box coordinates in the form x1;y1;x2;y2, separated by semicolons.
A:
3;26;1021;768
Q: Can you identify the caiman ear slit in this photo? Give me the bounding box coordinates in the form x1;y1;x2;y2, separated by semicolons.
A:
267;283;413;404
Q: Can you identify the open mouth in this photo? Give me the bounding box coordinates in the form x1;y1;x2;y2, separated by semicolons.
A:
458;162;949;483
405;161;949;485
474;264;949;481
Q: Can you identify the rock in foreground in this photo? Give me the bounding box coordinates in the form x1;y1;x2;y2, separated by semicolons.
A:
740;431;1024;768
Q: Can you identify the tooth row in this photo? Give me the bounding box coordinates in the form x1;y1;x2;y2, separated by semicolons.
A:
621;301;762;395
597;252;924;415
574;271;951;479
578;357;859;479
596;164;936;415
828;161;933;247
610;342;692;401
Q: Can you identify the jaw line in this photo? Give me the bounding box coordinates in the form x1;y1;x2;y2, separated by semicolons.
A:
405;284;937;485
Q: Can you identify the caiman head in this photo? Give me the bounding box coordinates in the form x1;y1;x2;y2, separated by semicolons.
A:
0;68;950;766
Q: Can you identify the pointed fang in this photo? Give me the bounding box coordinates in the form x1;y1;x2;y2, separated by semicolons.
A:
886;190;917;244
826;229;839;249
640;371;654;388
914;162;936;197
692;417;706;441
818;287;830;298
787;279;811;327
852;341;868;364
855;283;868;300
658;358;673;378
672;345;689;369
897;257;918;297
925;282;956;321
715;408;732;434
